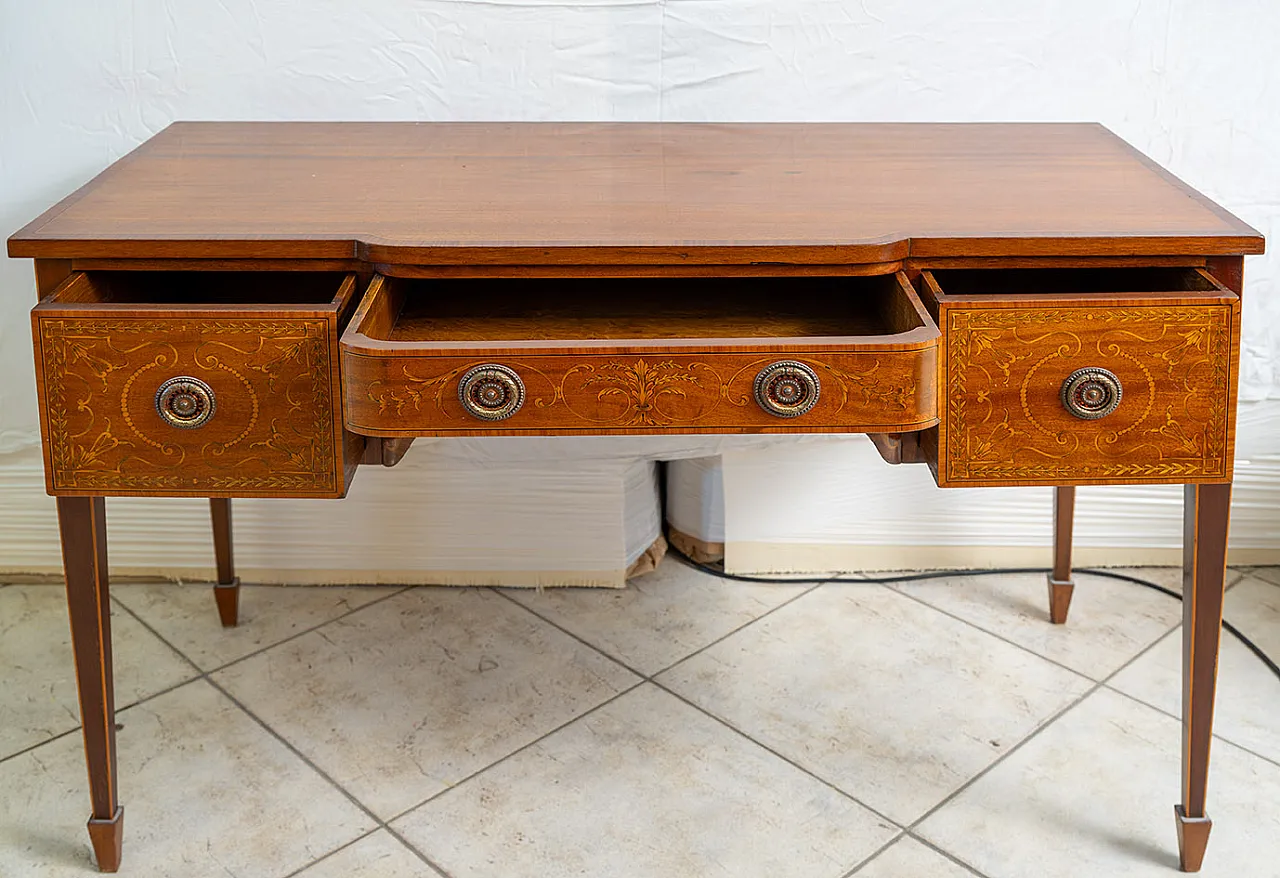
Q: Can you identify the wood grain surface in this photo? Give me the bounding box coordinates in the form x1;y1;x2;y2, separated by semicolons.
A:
341;270;939;435
344;348;938;436
31;272;359;497
925;268;1240;486
7;122;1263;264
10;122;1262;876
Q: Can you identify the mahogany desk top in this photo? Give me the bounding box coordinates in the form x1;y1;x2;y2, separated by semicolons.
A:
7;122;1263;873
9;121;1262;263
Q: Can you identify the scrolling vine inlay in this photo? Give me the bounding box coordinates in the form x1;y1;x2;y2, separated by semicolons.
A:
942;305;1233;485
39;318;338;494
352;350;935;433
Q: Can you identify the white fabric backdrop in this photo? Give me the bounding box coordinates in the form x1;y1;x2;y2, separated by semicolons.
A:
2;1;1276;574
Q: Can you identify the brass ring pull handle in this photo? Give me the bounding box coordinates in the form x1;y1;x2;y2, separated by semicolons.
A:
1060;367;1123;420
459;364;525;421
155;376;217;429
754;360;820;418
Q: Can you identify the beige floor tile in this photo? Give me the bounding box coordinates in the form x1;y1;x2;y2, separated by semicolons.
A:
916;688;1280;877
112;582;401;671
890;568;1189;680
1101;565;1197;595
855;837;979;878
502;556;810;675
295;831;443;877
0;585;195;760
213;587;638;819
658;583;1092;825
1240;566;1280;588
393;684;896;878
1226;575;1280;654
0;680;374;877
1109;576;1280;764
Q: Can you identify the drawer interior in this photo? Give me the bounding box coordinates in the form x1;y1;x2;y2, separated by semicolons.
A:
925;266;1229;299
46;270;354;308
351;272;933;347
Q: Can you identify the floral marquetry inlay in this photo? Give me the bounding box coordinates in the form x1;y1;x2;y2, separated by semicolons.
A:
350;347;937;434
941;305;1234;486
38;317;340;495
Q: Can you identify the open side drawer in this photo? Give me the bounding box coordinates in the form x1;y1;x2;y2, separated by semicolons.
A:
919;266;1240;487
340;271;940;436
32;271;363;497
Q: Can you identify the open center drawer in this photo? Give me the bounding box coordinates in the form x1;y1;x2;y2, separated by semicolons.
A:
340;271;940;435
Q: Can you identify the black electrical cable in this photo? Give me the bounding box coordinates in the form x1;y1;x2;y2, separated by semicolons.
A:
667;543;1280;683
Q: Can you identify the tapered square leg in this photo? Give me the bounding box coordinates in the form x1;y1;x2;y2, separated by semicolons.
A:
1048;486;1076;624
57;496;124;873
1046;576;1074;625
213;580;240;628
87;807;124;873
1175;805;1212;873
1177;482;1230;872
210;498;240;627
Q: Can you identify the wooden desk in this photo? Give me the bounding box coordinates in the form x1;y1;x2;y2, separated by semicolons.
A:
8;122;1264;873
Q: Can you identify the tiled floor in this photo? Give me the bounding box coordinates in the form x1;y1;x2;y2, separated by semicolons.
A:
2;559;1278;877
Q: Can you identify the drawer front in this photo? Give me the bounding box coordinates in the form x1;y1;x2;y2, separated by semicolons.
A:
36;315;345;496
344;348;937;435
938;302;1236;486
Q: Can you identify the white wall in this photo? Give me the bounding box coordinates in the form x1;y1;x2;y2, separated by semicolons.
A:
2;1;1277;575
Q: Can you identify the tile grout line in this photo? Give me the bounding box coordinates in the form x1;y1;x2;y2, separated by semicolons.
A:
202;585;415;675
113;583;415;677
652;681;906;833
0;725;84;768
383;824;454;878
371;578;902;831
882;566;1247;686
487;587;650;680
488;575;925;832
906;682;1105;838
491;567;828;682
0;571;808;775
837;830;906;878
901;604;1196;841
204;675;456;878
1234;566;1280;589
17;579;660;875
0;584;418;770
80;569;1214;874
647;577;830;678
1102;683;1280;772
1067;569;1280;771
839;828;994;878
379;577;890;845
277;827;383;878
381;680;647;825
833;823;996;878
12;567;1267;875
106;587;458;878
884;584;1122;683
902;831;997;878
898;589;1280;869
4;580;625;779
833;567;1197;864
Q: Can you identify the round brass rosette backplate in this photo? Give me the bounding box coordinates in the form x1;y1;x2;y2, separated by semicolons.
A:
155;376;217;429
458;364;526;421
754;360;820;418
1060;367;1123;420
